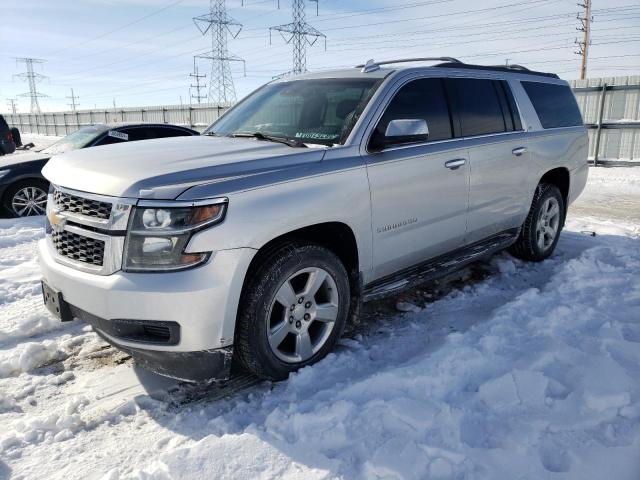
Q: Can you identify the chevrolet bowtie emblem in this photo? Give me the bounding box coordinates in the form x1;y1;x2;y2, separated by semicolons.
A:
48;209;66;233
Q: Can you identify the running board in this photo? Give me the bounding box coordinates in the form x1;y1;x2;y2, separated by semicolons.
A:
362;229;519;302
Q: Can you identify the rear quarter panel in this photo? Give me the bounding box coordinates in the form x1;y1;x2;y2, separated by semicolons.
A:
510;79;589;209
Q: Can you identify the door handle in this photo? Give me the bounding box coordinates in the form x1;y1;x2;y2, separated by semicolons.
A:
444;158;466;170
512;146;527;156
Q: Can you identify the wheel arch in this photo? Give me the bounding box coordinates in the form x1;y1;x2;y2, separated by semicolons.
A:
539;167;570;209
244;221;360;290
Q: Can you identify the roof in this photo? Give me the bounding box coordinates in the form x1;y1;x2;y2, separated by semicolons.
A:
273;58;559;83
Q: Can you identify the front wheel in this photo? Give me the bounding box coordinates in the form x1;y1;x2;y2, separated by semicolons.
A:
234;242;350;380
3;180;49;217
510;183;564;262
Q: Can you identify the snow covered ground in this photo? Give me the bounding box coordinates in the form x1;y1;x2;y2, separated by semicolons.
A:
0;151;639;478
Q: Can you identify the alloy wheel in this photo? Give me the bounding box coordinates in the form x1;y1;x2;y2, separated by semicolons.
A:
12;186;48;217
536;196;560;251
267;266;340;363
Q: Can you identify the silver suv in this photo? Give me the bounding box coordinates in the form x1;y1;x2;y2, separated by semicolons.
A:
39;58;588;382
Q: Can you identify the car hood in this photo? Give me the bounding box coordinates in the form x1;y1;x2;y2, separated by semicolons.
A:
1;151;51;168
42;136;326;199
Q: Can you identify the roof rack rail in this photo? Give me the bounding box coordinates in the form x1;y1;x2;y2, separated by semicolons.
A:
356;57;462;73
491;64;531;72
436;61;559;79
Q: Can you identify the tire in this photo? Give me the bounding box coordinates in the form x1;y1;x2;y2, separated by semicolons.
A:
234;241;351;381
509;183;564;262
3;179;49;217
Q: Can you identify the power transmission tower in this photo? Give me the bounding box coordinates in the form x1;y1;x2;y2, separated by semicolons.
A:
13;57;48;114
193;0;245;106
575;0;592;80
67;88;80;112
189;64;208;104
269;0;326;75
6;99;17;115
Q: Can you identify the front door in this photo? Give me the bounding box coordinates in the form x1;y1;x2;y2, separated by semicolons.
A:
364;77;470;280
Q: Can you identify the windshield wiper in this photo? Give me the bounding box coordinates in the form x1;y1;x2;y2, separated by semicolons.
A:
229;132;306;148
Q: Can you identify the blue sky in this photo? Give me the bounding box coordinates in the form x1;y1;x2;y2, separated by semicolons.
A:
1;0;639;112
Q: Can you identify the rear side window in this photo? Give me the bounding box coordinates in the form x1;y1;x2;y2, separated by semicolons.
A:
374;78;453;143
446;78;507;137
521;81;583;129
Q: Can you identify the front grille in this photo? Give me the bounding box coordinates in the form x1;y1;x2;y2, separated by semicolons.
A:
53;189;112;220
52;230;105;266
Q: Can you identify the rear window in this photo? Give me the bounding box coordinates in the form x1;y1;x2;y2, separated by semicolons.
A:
521;81;583;129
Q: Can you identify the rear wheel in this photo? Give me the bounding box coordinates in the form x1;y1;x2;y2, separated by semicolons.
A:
235;242;350;380
3;180;49;217
510;183;564;262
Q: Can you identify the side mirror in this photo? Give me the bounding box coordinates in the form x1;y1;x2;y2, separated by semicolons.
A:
385;119;428;145
371;119;429;151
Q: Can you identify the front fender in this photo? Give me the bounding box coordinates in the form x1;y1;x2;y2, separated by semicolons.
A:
185;161;373;282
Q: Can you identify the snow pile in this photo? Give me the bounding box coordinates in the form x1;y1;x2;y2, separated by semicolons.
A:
104;227;640;479
0;166;638;479
0;339;68;378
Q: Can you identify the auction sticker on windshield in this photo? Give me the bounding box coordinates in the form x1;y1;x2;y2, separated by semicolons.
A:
108;130;129;141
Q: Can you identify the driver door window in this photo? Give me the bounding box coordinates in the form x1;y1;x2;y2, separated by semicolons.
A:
370;78;453;149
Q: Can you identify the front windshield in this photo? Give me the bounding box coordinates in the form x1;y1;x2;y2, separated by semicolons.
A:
204;78;381;146
41;124;110;155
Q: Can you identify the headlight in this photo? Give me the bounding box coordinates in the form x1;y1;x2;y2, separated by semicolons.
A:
0;170;10;179
123;199;227;272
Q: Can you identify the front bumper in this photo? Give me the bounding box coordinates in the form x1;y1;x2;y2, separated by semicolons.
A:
74;302;234;382
39;237;255;363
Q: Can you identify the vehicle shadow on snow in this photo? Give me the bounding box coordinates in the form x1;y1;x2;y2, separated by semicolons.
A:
116;229;617;475
0;459;11;479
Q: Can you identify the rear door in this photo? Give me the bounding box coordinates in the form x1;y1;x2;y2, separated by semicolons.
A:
446;78;530;244
364;77;470;280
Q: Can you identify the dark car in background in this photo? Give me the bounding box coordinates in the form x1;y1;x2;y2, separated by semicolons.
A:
0;114;17;156
0;123;198;217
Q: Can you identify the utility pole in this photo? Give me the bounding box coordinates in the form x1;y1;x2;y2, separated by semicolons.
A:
193;0;245;106
13;57;48;114
66;88;80;112
6;99;17;115
270;0;326;75
575;0;592;80
189;64;208;104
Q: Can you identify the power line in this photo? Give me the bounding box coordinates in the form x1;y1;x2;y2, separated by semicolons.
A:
194;0;245;105
46;0;186;58
13;58;48;114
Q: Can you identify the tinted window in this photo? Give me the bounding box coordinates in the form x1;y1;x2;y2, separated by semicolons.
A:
374;78;452;144
522;81;583;129
447;78;507;137
93;130;128;146
148;127;195;138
